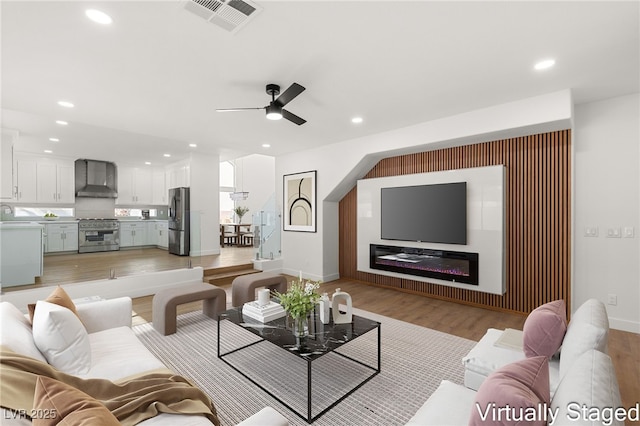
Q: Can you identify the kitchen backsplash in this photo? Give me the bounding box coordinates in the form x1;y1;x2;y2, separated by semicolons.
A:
75;197;116;219
2;197;169;220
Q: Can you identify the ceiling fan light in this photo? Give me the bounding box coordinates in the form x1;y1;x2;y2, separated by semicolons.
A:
265;104;283;120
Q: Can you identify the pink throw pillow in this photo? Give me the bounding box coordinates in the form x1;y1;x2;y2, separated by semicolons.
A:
522;299;567;358
469;356;550;426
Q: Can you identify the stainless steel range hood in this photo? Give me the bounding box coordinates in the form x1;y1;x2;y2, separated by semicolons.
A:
75;159;118;198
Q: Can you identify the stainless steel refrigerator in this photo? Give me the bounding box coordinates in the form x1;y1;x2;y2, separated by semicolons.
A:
168;187;190;256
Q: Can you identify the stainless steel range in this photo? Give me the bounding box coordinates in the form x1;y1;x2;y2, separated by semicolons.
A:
78;219;120;253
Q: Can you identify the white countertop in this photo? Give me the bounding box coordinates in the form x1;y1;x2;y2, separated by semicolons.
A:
0;221;45;229
0;219;168;229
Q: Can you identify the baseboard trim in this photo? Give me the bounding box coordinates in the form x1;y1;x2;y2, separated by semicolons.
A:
609;316;640;334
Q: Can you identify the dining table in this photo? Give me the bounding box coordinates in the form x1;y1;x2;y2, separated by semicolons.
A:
220;223;252;247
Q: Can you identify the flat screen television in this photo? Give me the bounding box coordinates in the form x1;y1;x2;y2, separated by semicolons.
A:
381;182;467;244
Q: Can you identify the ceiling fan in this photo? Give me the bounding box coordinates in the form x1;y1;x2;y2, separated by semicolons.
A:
216;83;306;125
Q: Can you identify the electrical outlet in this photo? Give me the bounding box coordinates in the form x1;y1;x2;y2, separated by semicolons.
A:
606;227;621;238
584;227;599;237
607;294;617;306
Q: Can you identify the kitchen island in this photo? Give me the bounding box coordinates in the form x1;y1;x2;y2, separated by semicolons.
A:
0;221;44;288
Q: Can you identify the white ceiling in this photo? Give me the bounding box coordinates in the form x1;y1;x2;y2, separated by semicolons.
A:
2;1;638;167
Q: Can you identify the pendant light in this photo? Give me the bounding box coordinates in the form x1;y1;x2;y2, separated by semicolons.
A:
230;158;249;201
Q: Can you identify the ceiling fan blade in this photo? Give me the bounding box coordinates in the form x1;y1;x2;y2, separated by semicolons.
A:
282;109;307;125
216;107;265;112
274;83;305;107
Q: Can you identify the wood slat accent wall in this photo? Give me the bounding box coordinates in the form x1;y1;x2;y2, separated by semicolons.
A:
338;130;571;315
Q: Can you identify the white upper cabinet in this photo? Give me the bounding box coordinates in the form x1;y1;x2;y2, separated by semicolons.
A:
1;129;17;200
116;166;153;205
167;164;190;189
152;168;167;205
15;157;37;202
36;160;75;204
14;155;75;204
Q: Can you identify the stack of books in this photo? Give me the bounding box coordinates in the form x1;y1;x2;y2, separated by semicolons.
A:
242;301;286;323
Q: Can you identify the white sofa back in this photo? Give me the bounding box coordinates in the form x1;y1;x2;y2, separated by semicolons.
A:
559;298;609;378
552;349;623;426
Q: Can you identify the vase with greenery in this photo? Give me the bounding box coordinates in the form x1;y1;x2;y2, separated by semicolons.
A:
233;206;249;223
274;279;321;337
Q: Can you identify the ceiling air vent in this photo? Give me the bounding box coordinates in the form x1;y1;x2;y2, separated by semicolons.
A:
182;0;262;33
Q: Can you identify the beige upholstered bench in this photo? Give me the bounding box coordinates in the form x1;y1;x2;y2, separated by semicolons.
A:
231;271;288;307
152;283;227;335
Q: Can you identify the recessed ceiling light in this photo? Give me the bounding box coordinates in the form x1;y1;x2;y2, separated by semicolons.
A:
189;143;197;148
262;143;271;148
351;117;363;124
57;101;74;108
163;154;171;158
44;150;53;154
534;59;555;70
49;138;59;142
55;120;68;125
86;9;113;25
144;162;151;165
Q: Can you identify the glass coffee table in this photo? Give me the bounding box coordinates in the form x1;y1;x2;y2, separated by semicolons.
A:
217;306;381;423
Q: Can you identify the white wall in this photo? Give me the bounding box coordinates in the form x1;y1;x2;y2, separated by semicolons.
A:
574;93;639;333
189;153;220;256
276;90;572;282
234;154;276;224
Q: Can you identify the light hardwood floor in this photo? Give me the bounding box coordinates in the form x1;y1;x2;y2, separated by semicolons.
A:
6;247;638;414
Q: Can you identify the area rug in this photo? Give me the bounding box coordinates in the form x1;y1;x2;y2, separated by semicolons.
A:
132;308;476;426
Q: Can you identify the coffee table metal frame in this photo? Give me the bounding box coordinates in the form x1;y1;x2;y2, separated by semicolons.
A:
217;308;381;423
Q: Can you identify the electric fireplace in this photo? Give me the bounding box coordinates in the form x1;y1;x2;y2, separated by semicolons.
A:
370;244;479;285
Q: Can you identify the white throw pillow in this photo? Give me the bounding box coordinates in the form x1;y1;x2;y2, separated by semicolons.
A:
32;301;91;375
0;302;47;363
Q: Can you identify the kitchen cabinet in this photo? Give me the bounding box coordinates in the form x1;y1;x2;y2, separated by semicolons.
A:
157;221;168;249
14;155;74;204
0;222;44;287
45;222;78;253
1;129;17;200
14;157;38;202
152;169;167;205
36;160;75;204
147;221;168;249
167;164;190;189
116;166;153;205
120;221;148;247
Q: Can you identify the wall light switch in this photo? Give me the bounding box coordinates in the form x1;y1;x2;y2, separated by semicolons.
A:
606;227;621;238
623;227;635;238
607;294;617;306
584;227;598;237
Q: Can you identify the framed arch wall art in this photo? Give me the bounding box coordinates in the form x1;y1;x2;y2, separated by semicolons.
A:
283;170;316;232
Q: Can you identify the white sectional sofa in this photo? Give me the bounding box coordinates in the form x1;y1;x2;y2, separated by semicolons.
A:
462;298;609;395
0;297;289;425
406;298;623;425
406;349;623;425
